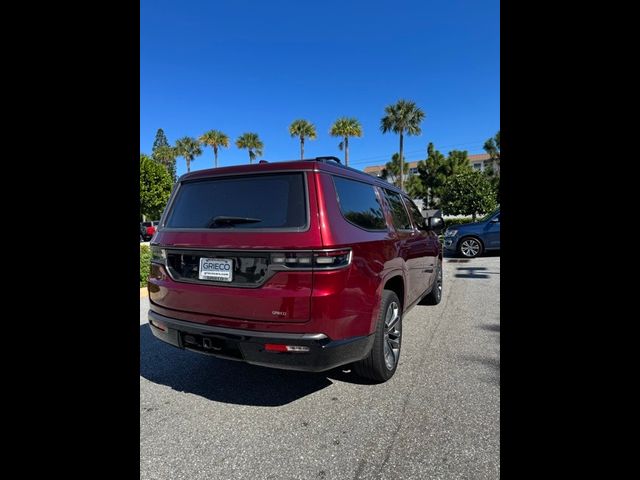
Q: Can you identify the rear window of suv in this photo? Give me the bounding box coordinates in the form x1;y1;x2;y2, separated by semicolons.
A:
165;173;307;230
333;176;387;230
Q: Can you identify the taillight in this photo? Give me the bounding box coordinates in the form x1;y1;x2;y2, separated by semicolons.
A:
312;249;351;269
270;252;313;266
151;245;166;264
269;248;351;270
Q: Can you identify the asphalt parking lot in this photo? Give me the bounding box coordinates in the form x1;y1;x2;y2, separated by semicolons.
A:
140;254;500;480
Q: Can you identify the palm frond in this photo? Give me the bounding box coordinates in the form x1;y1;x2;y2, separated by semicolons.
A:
288;119;317;140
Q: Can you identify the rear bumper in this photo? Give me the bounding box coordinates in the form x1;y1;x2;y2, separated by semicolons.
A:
147;310;374;372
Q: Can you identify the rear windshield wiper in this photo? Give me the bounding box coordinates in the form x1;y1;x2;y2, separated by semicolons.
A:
206;216;262;228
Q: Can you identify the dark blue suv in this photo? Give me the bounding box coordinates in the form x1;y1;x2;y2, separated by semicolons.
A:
443;209;500;258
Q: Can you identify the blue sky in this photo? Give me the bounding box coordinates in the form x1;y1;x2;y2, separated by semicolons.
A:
141;0;499;176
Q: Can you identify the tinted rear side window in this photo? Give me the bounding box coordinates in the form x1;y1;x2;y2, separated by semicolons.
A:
333;176;386;230
383;189;412;230
165;173;307;229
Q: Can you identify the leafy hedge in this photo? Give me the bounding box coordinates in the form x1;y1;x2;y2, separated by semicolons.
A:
443;217;475;229
140;244;151;287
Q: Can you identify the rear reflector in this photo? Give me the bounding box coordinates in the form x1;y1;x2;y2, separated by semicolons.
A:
264;343;310;353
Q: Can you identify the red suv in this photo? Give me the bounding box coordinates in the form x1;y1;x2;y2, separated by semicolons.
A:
147;157;444;382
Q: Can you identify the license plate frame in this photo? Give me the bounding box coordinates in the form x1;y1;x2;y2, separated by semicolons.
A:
198;257;233;282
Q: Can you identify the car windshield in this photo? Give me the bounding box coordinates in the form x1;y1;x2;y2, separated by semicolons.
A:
480;209;499;222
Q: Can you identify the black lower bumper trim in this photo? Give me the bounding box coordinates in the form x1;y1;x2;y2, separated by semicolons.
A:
147;310;374;372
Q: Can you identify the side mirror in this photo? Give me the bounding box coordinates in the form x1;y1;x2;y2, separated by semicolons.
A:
427;216;444;233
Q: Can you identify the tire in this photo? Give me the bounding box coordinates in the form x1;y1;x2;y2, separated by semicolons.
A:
354;290;402;383
423;259;443;305
458;236;483;258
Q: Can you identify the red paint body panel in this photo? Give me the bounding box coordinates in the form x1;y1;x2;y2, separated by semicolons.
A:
148;160;441;341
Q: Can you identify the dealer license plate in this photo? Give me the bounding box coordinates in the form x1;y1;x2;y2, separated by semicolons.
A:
198;258;233;282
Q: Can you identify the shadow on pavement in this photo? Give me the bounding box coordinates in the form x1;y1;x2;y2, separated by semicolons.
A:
459;353;500;387
140;325;373;406
479;323;500;333
462;321;500;386
455;266;500;279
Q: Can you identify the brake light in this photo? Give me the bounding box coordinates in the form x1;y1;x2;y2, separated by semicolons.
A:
313;249;351;268
269;249;351;270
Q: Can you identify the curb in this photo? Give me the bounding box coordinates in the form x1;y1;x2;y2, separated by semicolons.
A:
140;287;148;298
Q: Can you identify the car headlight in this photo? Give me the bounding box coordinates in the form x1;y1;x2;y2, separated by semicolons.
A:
444;229;458;237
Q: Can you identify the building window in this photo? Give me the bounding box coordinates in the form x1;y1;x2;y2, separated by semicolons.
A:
409;167;418;175
473;162;482;170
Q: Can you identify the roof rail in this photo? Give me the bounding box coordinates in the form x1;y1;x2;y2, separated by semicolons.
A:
304;156;403;191
311;156;342;164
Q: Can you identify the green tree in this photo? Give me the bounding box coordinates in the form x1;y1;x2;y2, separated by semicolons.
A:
405;174;426;199
483;130;500;174
140;154;173;220
415;143;473;209
329;117;363;166
380;153;409;188
483;130;501;203
152;128;169;154
152;145;178;182
417;142;447;208
440;171;497;221
288;120;316;160
380;99;425;191
484;165;500;204
199;130;230;168
174;136;203;173
235;132;264;164
444;150;473;176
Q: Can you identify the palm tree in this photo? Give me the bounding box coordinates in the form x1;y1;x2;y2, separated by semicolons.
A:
174;136;203;173
329;117;362;166
235;132;264;164
198;130;230;168
380;99;426;191
288;119;316;160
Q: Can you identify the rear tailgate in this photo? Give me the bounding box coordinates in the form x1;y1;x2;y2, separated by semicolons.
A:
149;171;322;323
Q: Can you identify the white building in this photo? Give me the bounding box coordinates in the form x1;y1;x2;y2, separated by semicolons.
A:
363;153;495;178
